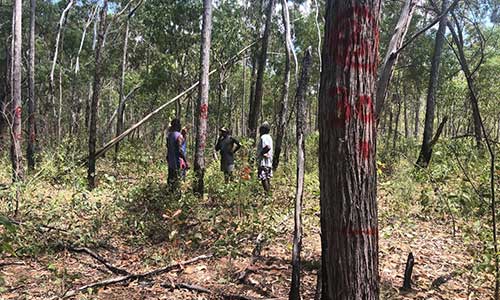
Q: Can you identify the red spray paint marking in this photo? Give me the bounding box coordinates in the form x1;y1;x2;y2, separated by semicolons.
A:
30;132;36;142
356;95;374;124
360;141;371;160
200;103;208;120
15;132;23;141
329;5;379;75
329;86;351;128
339;226;378;236
15;106;22;118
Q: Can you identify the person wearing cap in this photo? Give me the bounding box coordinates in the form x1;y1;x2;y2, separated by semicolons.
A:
215;127;241;183
257;122;273;193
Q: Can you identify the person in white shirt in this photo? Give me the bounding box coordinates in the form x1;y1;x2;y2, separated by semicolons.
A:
257;122;273;193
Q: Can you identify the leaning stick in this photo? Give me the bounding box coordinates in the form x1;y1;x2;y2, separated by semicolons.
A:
93;40;258;160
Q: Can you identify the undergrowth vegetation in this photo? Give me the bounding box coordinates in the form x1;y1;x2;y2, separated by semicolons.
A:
0;135;498;292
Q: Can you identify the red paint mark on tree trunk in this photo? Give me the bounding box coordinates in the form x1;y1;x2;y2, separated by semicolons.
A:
200;103;208;120
356;95;374;124
360;141;371;160
339;226;378;236
15;106;22;118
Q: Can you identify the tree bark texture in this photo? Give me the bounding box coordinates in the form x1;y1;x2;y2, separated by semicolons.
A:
247;0;274;141
416;0;449;168
27;0;36;171
289;48;312;300
318;1;381;299
193;0;213;196
11;0;23;181
273;0;292;171
87;0;108;189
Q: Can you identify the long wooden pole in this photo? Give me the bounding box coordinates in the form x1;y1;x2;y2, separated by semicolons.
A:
93;41;258;160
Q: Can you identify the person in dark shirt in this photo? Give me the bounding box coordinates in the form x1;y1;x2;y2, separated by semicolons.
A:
215;127;241;183
166;119;188;189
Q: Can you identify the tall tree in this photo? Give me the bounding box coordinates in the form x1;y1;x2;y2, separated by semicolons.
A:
416;0;449;168
289;48;312;300
273;0;292;171
247;0;274;141
114;9;131;161
11;0;23;181
193;0;213;196
27;0;36;170
87;0;108;189
375;0;417;117
318;1;381;299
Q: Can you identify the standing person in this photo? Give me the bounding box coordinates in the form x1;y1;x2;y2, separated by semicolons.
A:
215;127;241;183
257;122;273;193
166;119;188;188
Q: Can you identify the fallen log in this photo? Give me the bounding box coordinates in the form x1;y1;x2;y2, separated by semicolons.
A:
62;254;212;298
67;246;129;276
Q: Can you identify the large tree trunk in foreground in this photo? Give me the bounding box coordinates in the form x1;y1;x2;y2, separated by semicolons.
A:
247;0;274;141
27;0;36;171
11;0;23;181
193;0;213;196
87;0;108;189
416;0;449;168
318;1;381;299
273;0;292;171
289;48;312;300
375;0;417;118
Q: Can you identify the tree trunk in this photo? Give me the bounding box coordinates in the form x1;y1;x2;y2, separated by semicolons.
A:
416;0;449;168
289;48;312;300
318;1;381;299
273;0;292;171
446;17;482;148
11;0;23;181
50;0;74;135
27;0;36;171
87;0;108;189
403;93;409;139
376;0;417;118
193;0;213;196
247;0;274;141
414;92;421;138
114;13;130;161
393;94;401;150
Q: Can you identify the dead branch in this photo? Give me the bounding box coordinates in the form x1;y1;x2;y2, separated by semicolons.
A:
62;254;212;298
166;282;273;300
67;246;129;276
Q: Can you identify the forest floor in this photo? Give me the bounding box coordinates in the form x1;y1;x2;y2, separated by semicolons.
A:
0;144;496;300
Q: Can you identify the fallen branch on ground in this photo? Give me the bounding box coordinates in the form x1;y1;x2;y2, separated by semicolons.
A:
166;282;274;300
67;246;129;276
62;254;212;298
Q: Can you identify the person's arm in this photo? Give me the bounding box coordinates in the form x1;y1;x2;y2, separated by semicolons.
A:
177;135;188;166
215;135;224;151
232;137;241;153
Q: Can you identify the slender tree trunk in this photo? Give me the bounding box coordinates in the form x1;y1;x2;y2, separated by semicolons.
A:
446;18;482;148
87;0;108;189
403;94;409;139
416;0;449;168
318;1;381;299
376;0;417;118
115;13;130;161
414;92;421;138
393;94;401;150
273;0;292;171
247;0;274;141
241;57;246;137
193;0;213;196
50;0;74;135
11;0;23;182
27;0;36;171
289;48;312;300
